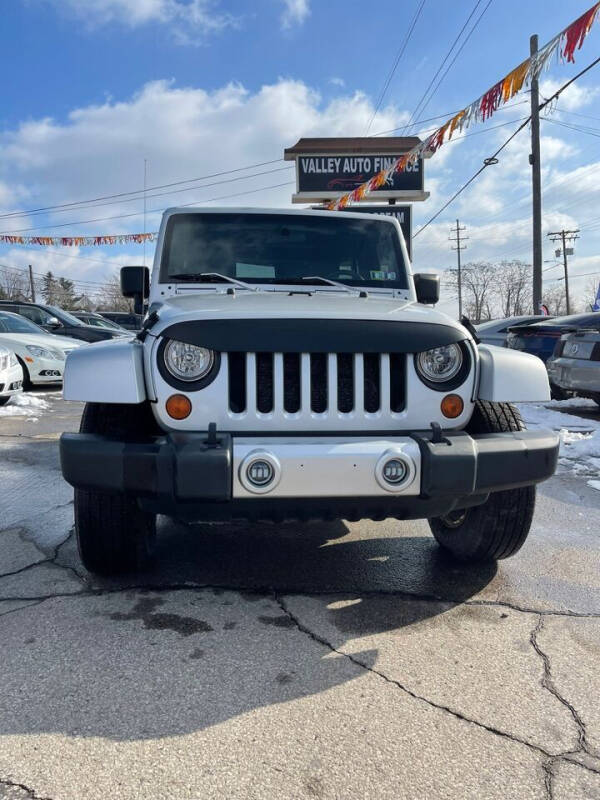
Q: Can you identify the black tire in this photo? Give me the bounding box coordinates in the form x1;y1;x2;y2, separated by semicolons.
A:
74;402;158;575
550;382;568;401
16;357;32;390
0;396;9;406
428;401;536;562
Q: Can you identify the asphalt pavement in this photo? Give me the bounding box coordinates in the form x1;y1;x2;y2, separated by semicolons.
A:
0;390;599;800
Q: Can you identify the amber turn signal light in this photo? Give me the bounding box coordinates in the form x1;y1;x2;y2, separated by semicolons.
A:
166;394;192;420
440;394;464;419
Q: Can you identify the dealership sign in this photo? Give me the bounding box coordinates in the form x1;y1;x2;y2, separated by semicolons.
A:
298;156;423;194
285;137;430;204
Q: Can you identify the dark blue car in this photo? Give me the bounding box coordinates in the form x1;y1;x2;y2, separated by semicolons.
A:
506;311;600;397
506;312;600;363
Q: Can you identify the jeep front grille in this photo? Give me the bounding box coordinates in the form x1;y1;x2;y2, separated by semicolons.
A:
227;353;405;418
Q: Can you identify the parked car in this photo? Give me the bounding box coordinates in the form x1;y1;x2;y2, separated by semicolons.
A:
60;206;558;576
99;311;143;331
547;329;600;406
0;311;80;387
0;345;23;406
506;312;600;363
72;311;128;332
0;301;127;343
475;315;552;347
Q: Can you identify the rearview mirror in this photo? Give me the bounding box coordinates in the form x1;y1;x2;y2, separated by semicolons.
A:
121;266;150;315
413;273;440;305
47;316;61;328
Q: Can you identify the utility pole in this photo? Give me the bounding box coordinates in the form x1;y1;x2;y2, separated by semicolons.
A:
28;264;36;302
449;219;467;318
530;34;543;314
547;229;579;315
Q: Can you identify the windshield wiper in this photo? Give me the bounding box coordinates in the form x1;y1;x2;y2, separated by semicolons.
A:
302;276;368;297
170;272;259;292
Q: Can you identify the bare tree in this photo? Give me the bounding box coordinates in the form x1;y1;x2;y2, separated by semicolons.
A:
582;277;600;311
542;285;569;316
445;262;497;323
0;267;29;301
495;260;532;317
95;274;133;312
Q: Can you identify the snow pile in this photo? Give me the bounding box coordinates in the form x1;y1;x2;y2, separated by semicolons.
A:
517;399;600;478
0;393;49;418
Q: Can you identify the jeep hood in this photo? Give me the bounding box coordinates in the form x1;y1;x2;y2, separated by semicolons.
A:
152;291;459;329
149;292;470;353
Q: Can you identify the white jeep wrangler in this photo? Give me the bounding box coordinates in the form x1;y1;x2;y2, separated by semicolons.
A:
60;207;559;575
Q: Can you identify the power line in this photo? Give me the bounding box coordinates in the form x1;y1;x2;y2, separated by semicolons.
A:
0;165;292;224
0;117;531;237
365;0;426;134
371;98;528;137
414;55;600;239
542;116;600;138
0;180;296;235
0;158;285;222
409;0;493;129
401;0;485;134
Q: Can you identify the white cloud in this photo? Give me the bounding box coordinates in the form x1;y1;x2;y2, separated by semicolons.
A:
38;0;236;41
0;78;405;282
329;77;345;88
280;0;310;29
539;78;599;112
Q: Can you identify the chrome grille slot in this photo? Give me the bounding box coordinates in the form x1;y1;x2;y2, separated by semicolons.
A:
227;351;406;423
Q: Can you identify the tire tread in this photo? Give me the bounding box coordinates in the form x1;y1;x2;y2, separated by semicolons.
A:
429;400;536;562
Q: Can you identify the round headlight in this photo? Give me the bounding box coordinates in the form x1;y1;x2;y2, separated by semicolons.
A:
163;340;214;382
416;344;463;384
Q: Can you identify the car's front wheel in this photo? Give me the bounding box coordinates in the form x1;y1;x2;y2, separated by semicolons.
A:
74;402;157;575
428;401;536;562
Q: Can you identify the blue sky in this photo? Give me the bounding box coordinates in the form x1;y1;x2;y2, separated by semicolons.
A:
1;0;600;310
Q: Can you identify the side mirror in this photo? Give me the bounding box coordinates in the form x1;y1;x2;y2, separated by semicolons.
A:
47;316;61;328
413;273;440;305
121;266;149;315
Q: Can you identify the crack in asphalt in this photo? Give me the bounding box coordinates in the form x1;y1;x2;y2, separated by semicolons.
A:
0;777;52;800
272;592;600;785
2;570;600;789
530;615;589;754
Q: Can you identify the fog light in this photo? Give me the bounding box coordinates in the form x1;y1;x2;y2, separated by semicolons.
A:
166;394;192;420
441;393;464;419
239;451;282;494
381;458;408;485
247;460;274;487
375;449;415;493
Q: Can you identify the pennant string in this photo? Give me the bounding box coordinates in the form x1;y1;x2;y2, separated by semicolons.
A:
328;1;600;210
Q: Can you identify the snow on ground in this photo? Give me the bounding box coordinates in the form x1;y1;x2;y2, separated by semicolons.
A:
0;393;49;419
518;399;600;478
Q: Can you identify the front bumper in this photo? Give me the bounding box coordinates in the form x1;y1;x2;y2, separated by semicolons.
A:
0;362;24;398
547;356;600;393
27;355;64;383
60;428;559;522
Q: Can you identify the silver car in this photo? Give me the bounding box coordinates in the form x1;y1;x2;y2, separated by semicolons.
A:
475;315;551;347
547;329;600;406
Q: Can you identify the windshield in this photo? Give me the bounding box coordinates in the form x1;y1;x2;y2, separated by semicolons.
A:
46;305;85;326
160;212;408;290
85;315;124;330
0;312;45;334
